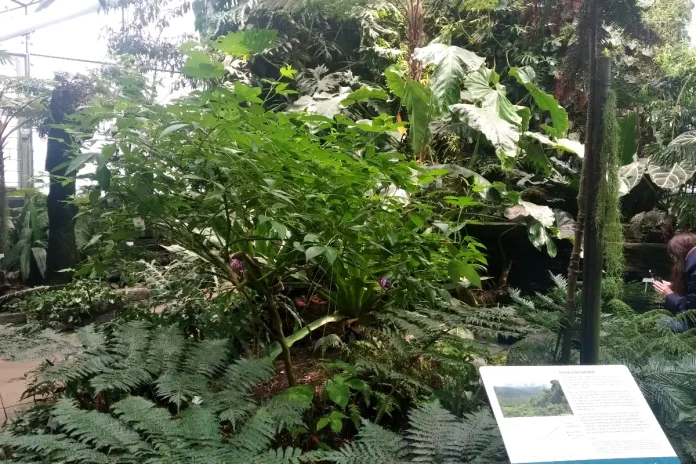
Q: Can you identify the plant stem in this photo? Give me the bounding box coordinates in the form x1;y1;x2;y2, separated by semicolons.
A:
268;315;345;359
266;291;296;387
560;155;587;364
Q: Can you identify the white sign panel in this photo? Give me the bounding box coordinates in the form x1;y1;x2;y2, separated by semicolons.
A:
479;365;680;464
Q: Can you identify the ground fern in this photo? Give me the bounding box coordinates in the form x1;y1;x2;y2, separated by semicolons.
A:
317;401;506;463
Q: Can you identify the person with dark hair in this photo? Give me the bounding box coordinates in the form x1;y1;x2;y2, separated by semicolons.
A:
653;233;696;332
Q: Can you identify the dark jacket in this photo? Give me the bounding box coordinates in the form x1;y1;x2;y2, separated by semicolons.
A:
665;248;696;314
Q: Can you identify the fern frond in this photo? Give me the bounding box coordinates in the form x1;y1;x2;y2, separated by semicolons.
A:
549;272;568;292
147;324;186;371
508;288;535;311
0;433;111;463
229;409;279;455
184;338;230;378
155;372;206;409
51;398;153;456
318;403;500;463
407;401;460;461
249;447;307;464
111;396;183;451
180;405;223;446
318;420;408;463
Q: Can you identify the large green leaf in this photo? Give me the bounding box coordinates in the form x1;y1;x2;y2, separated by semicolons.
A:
465;68;521;126
448;259;481;288
505;200;555;227
341;87;388;106
325;379;350;408
384;66;433;154
384;66;406;98
20;245;31;281
450;104;519;158
510;66;568;138
31;247;47;278
180;50;224;79
402;81;433;156
413;44;485;109
525;132;584;158
211;29;278;57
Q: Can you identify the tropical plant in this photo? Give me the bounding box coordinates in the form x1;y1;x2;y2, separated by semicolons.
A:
0;76;51;254
64;30;492;388
3;194;48;281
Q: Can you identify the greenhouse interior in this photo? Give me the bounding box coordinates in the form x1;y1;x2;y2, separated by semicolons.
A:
0;0;696;462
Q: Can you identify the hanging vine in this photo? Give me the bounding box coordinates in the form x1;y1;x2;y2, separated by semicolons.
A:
597;90;625;298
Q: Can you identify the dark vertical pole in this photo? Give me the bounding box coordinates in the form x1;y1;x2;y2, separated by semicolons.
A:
581;56;612;365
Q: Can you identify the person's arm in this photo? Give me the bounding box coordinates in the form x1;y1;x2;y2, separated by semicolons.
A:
664;257;696;314
665;291;689;314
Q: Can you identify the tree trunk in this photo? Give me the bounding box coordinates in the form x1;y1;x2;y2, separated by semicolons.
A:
578;0;610;365
560;154;587;364
580;56;611;366
45;125;79;283
560;0;598;364
0;143;7;254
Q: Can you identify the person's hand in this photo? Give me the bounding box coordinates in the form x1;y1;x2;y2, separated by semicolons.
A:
653;280;673;296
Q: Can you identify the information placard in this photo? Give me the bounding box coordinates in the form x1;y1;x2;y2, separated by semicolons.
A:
479;365;680;464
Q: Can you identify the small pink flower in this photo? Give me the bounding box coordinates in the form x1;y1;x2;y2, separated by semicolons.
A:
230;258;245;276
295;298;307;308
310;295;326;305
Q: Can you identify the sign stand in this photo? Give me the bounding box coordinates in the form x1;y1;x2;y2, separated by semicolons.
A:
480;365;680;464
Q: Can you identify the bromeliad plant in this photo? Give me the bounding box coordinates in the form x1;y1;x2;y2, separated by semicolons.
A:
67;31;490;388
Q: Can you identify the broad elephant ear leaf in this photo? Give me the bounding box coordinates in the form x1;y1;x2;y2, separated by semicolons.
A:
292;88;352;118
618;159;647;196
450;104;519;158
506;200;554;227
413;44;485;109
465;68;521;126
524;132;584;158
647;163;695;190
528;221;557;258
510;66;568;138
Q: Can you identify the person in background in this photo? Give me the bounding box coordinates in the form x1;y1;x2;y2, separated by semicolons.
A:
653;232;696;332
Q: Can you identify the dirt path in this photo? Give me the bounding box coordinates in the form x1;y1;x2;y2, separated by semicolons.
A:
0;359;41;423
